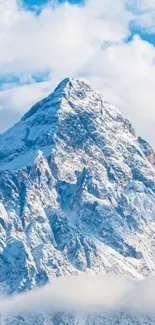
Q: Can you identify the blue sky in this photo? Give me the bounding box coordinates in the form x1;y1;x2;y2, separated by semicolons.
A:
130;26;155;46
23;0;83;8
0;0;155;147
23;0;82;4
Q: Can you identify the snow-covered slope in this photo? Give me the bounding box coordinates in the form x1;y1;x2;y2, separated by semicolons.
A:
0;78;155;298
1;311;155;325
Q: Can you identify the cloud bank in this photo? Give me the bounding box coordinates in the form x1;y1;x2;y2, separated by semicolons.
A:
1;274;155;318
0;0;155;147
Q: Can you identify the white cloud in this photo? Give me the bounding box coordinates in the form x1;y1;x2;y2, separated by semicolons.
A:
0;0;131;76
128;0;155;31
0;80;52;112
1;274;155;318
0;0;155;147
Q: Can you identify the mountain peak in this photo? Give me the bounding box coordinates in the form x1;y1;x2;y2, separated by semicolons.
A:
0;77;116;170
0;77;153;174
21;77;93;123
54;77;93;94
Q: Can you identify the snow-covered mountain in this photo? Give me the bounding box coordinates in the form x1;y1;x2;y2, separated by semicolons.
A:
0;77;155;304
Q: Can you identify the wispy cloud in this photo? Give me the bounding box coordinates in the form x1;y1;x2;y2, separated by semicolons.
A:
1;274;155;318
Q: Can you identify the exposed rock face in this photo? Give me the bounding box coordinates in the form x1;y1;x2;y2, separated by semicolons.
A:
138;136;155;166
0;78;155;299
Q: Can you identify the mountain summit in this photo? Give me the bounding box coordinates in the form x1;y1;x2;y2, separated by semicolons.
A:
1;78;155;296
